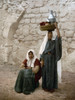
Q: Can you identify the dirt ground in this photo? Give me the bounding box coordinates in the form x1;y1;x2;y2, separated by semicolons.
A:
0;63;75;100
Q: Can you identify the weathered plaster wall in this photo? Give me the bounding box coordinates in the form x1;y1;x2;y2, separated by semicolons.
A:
0;0;75;65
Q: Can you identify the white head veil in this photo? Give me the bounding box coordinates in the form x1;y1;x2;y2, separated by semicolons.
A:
26;49;37;68
39;33;62;83
39;33;55;55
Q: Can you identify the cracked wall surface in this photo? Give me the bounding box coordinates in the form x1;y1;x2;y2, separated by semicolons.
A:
0;0;75;65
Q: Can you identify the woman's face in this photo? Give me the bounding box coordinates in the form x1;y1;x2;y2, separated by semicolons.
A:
28;52;34;59
48;32;53;40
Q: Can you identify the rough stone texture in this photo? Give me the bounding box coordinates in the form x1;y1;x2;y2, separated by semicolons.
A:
0;0;75;65
0;1;75;100
62;51;75;72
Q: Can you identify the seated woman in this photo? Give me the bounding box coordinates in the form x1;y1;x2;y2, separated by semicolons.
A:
14;49;41;94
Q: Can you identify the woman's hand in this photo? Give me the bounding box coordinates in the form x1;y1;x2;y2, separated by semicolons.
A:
40;60;44;68
20;63;25;68
27;67;32;69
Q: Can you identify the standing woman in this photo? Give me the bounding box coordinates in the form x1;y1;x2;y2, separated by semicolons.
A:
39;23;62;92
14;49;41;94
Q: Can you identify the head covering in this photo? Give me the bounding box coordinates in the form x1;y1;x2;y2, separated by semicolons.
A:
26;49;37;68
39;32;55;55
39;32;62;83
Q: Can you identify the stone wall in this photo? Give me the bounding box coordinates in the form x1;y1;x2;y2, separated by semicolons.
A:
0;0;75;65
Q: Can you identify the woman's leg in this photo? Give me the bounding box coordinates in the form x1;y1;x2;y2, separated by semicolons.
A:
42;66;46;89
14;69;24;93
35;81;39;88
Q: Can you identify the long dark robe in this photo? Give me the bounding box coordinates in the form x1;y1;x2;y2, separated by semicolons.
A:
40;36;62;90
14;69;36;94
14;59;41;95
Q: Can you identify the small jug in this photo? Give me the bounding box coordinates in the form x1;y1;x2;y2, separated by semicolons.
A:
46;10;56;23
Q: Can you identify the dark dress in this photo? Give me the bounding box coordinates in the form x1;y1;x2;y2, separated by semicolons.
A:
41;36;62;90
14;59;41;94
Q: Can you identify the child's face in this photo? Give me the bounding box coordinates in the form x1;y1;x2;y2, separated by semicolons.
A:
28;52;34;59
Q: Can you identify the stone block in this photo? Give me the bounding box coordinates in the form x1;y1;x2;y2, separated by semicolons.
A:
67;38;72;43
35;18;42;23
22;25;30;36
40;7;48;13
65;31;74;38
23;14;35;18
14;39;19;44
26;8;32;13
30;24;37;29
30;18;36;23
31;8;40;14
69;41;75;49
13;34;17;39
35;1;43;7
18;35;24;39
62;40;68;48
24;35;33;41
35;14;42;18
25;19;30;24
61;22;75;30
41;13;49;18
59;10;68;18
60;30;65;37
59;17;69;22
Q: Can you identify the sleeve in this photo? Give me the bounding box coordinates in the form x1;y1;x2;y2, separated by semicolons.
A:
32;59;40;73
35;59;41;66
55;36;62;62
22;59;27;67
40;53;44;61
34;59;42;82
32;66;39;74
